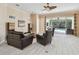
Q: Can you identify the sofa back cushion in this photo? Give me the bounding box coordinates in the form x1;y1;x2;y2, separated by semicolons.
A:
9;31;24;38
45;30;52;40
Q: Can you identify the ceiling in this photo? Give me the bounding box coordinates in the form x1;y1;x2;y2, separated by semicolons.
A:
8;3;79;14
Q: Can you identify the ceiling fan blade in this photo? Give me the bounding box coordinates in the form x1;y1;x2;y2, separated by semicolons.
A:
43;3;49;8
44;6;47;8
47;3;49;6
43;3;57;11
49;6;57;9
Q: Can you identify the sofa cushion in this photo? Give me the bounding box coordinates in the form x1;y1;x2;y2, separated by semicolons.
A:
24;33;31;36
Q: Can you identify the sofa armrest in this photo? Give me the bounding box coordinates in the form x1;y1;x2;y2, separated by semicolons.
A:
21;36;29;40
36;34;44;39
21;35;33;41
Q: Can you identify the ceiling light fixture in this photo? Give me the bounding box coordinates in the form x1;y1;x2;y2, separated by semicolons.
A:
16;4;20;7
43;3;57;11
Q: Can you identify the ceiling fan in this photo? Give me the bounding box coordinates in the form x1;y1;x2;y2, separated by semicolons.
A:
43;3;57;11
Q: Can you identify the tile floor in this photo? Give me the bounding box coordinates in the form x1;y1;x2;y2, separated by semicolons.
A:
0;33;79;55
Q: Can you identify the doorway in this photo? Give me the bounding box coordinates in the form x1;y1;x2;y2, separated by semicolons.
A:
46;17;74;34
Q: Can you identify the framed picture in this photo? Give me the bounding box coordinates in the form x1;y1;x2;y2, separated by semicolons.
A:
9;16;15;19
18;20;25;27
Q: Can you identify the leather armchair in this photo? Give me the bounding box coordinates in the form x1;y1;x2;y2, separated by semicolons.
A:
52;28;55;36
6;31;33;49
36;30;52;46
66;29;74;35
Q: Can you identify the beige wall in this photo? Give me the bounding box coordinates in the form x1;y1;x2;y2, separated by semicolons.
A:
31;14;37;33
7;6;31;32
31;14;46;34
0;4;31;43
0;4;7;42
39;15;45;33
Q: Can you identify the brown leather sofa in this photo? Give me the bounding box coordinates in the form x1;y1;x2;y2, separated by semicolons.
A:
6;31;33;49
36;30;52;46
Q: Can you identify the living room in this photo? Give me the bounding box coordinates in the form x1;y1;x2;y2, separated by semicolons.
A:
1;3;79;55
